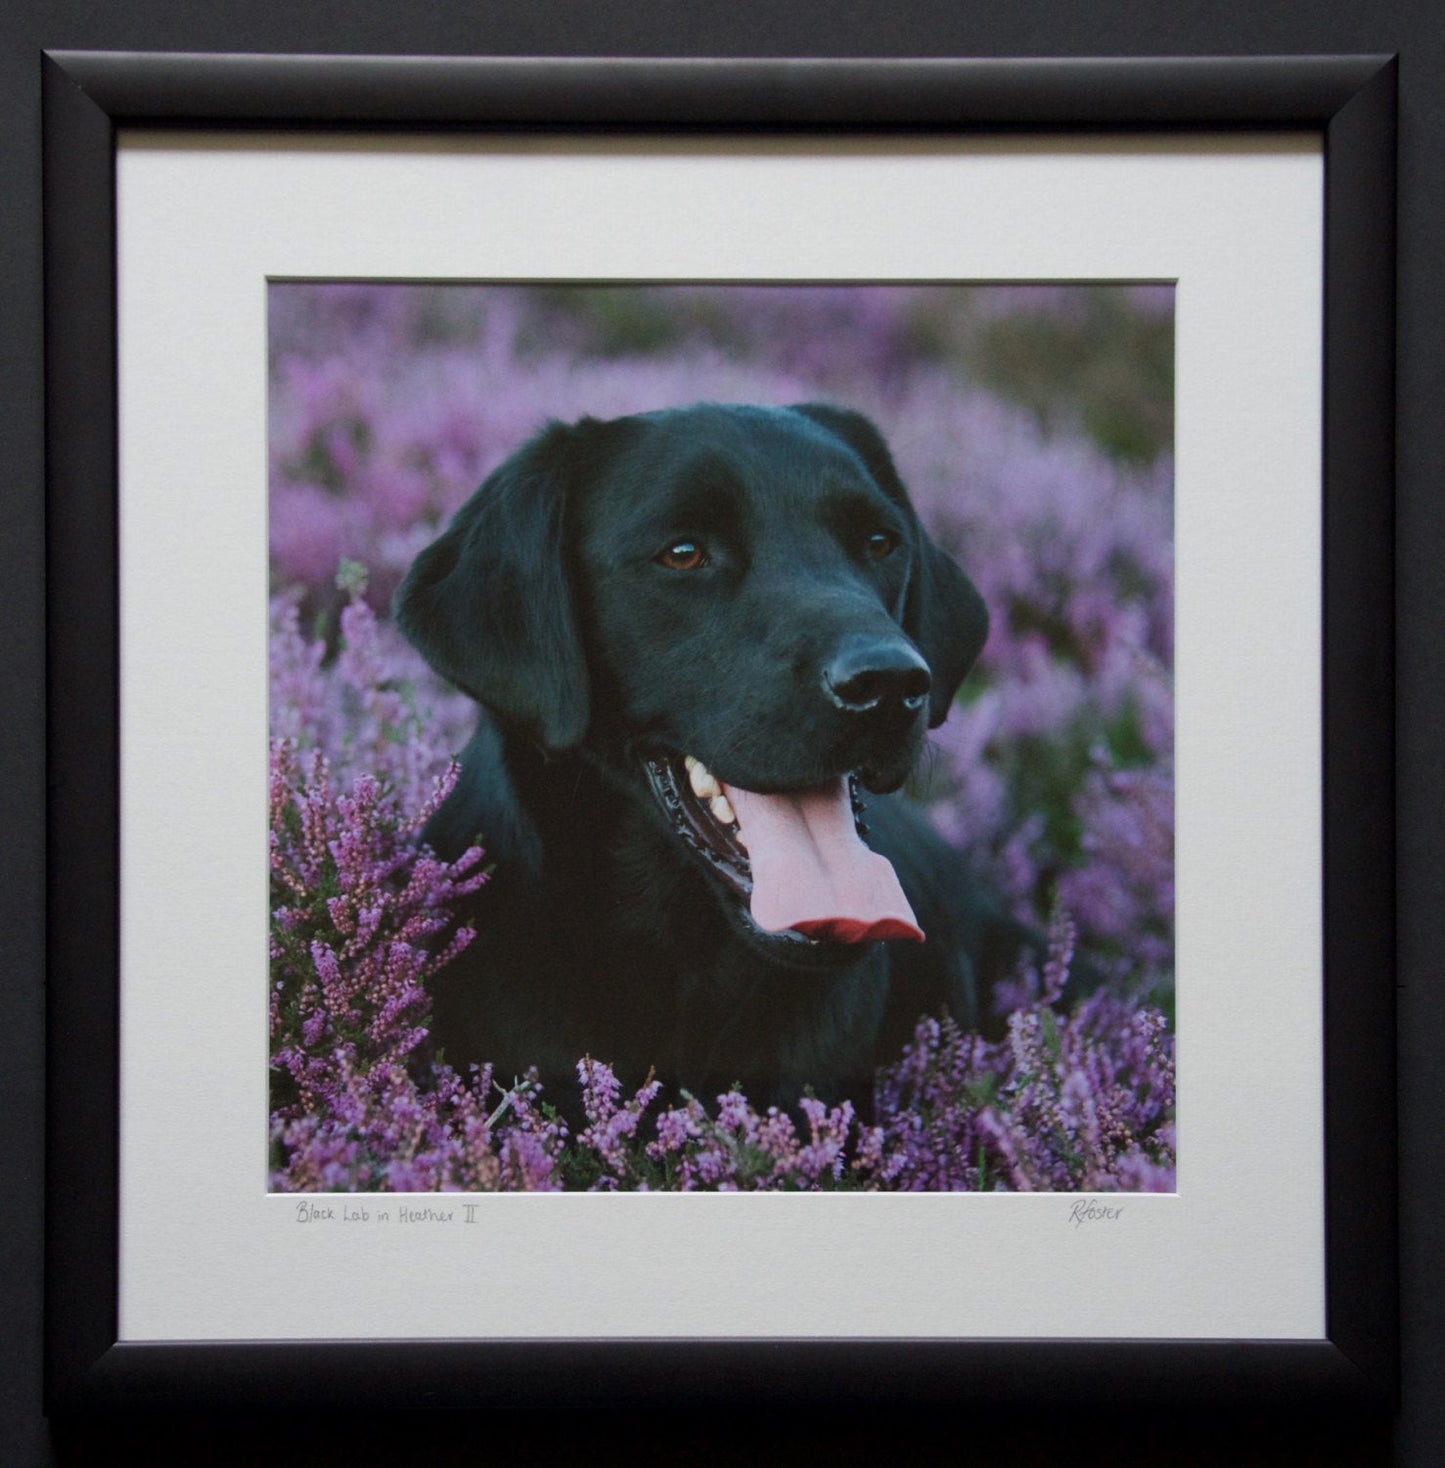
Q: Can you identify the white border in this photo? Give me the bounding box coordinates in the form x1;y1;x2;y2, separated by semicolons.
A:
116;132;1324;1342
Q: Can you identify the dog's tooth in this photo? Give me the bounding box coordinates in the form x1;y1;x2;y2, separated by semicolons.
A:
710;793;736;827
683;755;698;772
689;761;721;800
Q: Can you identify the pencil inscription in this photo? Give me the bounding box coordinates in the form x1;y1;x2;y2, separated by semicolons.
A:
1066;1198;1125;1227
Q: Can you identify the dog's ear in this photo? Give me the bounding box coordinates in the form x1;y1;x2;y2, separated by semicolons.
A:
393;420;590;749
789;403;989;728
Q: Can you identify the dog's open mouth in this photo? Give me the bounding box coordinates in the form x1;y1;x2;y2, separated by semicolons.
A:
642;751;924;950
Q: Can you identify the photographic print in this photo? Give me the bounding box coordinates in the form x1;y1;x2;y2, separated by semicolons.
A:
267;281;1176;1194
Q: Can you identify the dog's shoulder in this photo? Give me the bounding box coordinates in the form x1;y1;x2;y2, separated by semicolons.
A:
865;793;1035;1049
422;711;543;883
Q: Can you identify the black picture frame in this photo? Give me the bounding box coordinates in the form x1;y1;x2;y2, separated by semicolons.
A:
43;51;1396;1412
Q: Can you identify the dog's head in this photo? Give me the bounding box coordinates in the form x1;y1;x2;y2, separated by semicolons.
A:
395;402;988;956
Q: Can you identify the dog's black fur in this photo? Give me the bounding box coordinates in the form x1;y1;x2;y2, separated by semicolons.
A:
395;402;1027;1116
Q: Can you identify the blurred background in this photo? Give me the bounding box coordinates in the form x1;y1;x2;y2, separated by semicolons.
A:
268;281;1174;1006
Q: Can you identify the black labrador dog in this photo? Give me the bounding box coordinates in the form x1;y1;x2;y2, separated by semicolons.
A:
395;401;1023;1116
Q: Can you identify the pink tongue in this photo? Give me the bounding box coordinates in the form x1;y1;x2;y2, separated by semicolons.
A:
720;778;924;944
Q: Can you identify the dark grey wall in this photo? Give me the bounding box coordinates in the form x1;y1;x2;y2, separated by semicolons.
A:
4;3;1438;1464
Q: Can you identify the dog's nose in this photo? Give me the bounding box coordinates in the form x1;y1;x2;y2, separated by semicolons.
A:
822;637;932;714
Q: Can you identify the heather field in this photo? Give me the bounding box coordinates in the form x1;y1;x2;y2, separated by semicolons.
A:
268;283;1176;1192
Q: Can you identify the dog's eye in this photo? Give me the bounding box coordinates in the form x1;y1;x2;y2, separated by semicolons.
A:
866;529;898;561
657;540;708;571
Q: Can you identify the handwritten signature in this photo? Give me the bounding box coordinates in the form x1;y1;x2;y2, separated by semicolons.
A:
1066;1198;1124;1227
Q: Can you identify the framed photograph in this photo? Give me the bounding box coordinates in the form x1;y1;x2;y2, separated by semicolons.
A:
44;53;1395;1408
